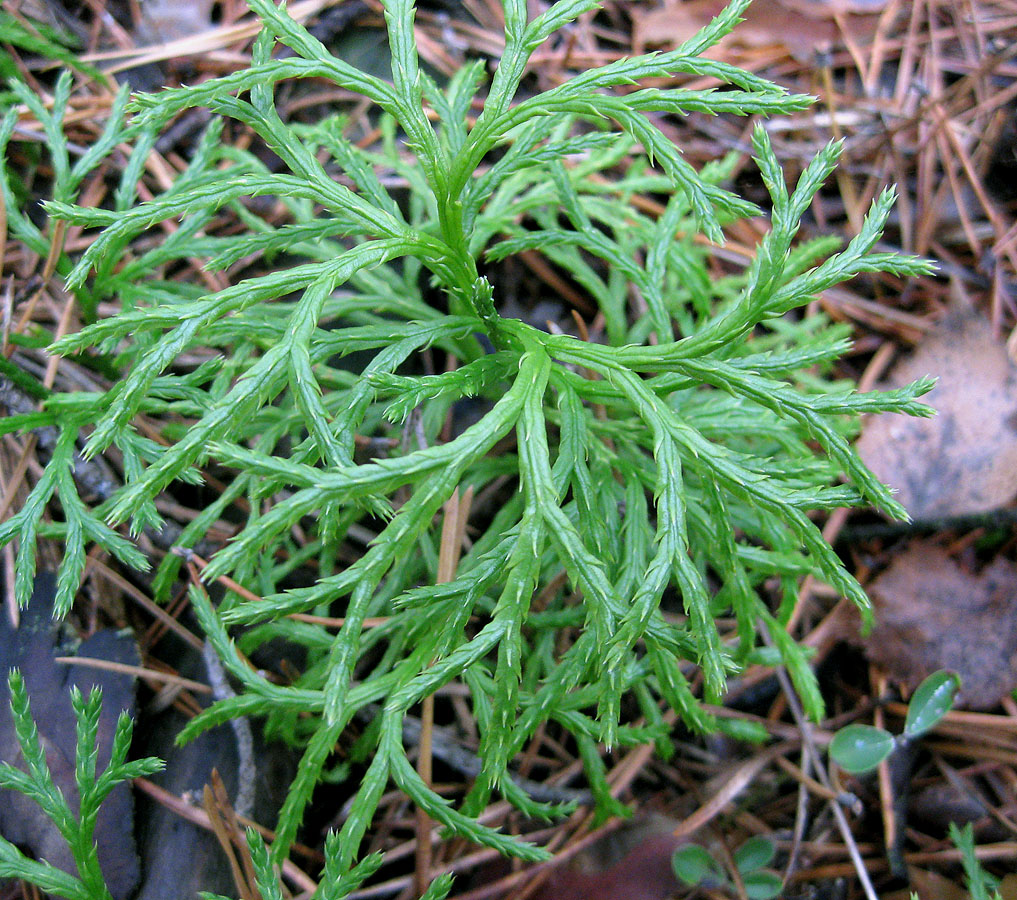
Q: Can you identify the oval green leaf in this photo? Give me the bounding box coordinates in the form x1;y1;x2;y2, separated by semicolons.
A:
743;870;784;900
829;724;895;773
904;671;960;738
734;836;775;873
672;844;724;887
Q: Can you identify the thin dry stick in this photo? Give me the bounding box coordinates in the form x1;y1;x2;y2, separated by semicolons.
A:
774;753;851;806
936;103;1017;274
77;0;332;74
0;404;38;523
176;548;264;603
783;747;811;884
134;777;319;892
1;278;12;361
13;218;66;336
0;188;7;333
762;622;881;900
672;741;797;841
84;554;205;651
203;780;256;900
714;830;751;900
211;769;262;900
415;485;474;898
179;549;392;629
2;542;16;627
794;840;1017;883
53;655;213;695
817;65;863;235
872;671;900;872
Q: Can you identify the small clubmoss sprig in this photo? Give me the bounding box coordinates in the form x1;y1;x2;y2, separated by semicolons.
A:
0;671;164;900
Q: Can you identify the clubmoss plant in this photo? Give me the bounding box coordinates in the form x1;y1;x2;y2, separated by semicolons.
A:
951;822;1004;900
0;672;164;900
1;0;935;895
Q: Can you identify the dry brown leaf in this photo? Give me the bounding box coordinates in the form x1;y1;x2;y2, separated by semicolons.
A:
632;0;885;61
863;541;1017;710
997;874;1017;900
910;780;987;833
856;305;1017;520
137;0;215;44
530;816;682;900
884;868;969;900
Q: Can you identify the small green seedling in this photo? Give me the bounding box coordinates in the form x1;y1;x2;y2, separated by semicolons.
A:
672;835;783;899
829;670;960;774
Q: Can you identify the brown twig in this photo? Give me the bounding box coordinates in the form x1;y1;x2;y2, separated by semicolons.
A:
415;485;473;897
761;620;880;900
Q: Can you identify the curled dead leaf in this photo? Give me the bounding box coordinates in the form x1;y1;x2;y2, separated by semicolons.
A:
857;305;1017;520
530;816;683;900
632;0;887;61
137;0;214;44
863;542;1017;710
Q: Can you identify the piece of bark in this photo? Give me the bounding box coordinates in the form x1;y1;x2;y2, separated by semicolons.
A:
132;632;299;900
